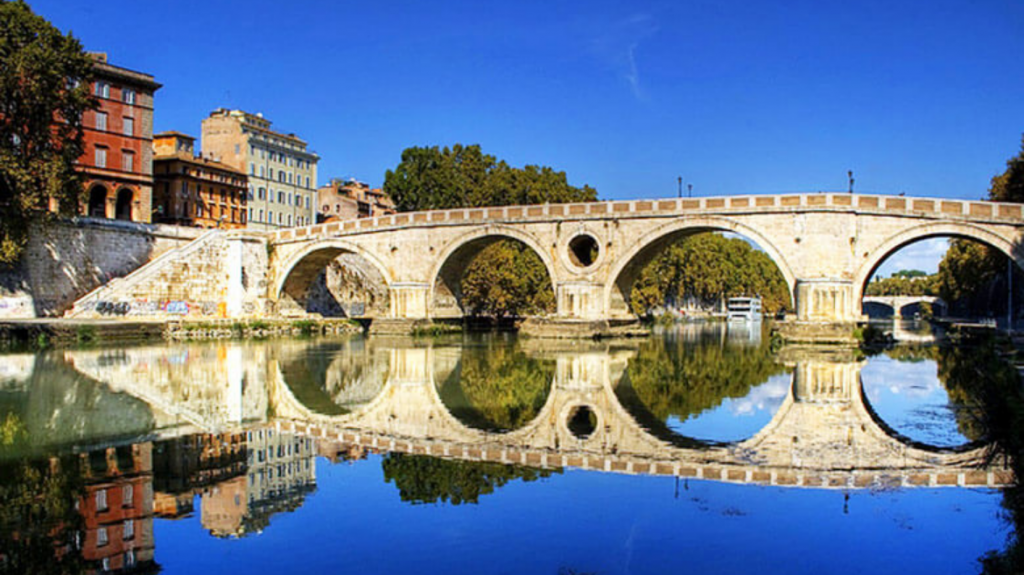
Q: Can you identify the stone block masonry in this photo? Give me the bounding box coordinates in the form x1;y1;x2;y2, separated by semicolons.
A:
0;218;201;318
66;230;270;320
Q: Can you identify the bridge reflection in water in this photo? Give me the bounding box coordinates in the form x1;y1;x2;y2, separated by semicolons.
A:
54;333;1011;491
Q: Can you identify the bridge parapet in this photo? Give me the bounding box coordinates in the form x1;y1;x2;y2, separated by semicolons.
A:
269;193;1024;245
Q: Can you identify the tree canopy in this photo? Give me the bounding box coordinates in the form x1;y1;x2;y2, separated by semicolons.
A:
628;233;792;316
383;144;596;212
0;0;94;264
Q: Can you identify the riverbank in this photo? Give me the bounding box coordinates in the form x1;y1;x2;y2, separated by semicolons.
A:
0;317;364;349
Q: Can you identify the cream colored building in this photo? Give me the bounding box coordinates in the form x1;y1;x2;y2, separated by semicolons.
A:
201;109;319;231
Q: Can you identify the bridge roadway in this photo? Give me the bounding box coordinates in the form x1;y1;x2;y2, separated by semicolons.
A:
67;193;1024;340
63;339;1010;489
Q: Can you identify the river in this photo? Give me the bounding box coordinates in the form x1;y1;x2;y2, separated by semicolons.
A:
0;323;1014;574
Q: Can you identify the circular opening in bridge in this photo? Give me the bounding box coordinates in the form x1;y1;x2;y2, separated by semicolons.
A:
568;234;600;268
567;405;598;439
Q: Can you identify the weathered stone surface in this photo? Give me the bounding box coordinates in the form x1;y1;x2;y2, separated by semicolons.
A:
0;218;200;318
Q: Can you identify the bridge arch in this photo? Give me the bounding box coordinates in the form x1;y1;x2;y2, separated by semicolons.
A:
604;216;797;317
854;222;1024;301
428;225;557;318
274;239;393;317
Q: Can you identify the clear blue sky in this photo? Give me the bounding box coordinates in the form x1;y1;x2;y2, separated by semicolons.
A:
28;0;1024;201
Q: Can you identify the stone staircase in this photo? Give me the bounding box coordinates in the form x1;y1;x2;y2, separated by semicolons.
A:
65;230;224;318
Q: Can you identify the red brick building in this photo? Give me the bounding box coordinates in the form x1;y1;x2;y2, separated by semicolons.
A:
80;53;161;223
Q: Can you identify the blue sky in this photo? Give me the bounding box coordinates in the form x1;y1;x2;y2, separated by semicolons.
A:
27;0;1024;271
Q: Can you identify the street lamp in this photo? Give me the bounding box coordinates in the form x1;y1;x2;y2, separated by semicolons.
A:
688;183;693;198
677;176;682;199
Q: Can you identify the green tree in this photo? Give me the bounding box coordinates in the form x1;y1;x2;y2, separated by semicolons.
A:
381;453;558;505
383;144;596;211
460;241;555;317
384;143;595;317
932;136;1024;318
628;233;792;316
0;0;95;264
988;135;1024;204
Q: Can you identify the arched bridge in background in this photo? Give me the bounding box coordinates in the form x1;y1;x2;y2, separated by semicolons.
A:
68;193;1024;339
862;295;946;318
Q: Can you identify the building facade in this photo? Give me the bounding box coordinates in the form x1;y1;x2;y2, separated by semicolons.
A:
79;443;156;574
80;53;161;223
317;179;396;222
152;132;248;229
201;109;318;231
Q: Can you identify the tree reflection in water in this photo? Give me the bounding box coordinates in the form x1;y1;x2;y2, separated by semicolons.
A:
381;453;559;505
615;325;788;443
438;339;554;432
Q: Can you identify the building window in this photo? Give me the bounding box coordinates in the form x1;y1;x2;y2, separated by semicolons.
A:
260;166;265;177
123;484;134;507
94;81;109;98
278;191;284;203
123;116;134;136
305;176;310;188
122;88;136;104
259;209;264;222
249;207;253;221
278;212;283;224
287;214;292;226
250;163;255;175
97;527;109;547
125;550;136;568
306;196;310;209
258;187;265;200
94;146;107;168
123;519;135;540
95;112;107;131
122;151;134;172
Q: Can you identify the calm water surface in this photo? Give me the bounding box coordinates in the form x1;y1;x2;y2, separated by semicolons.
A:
0;324;1013;574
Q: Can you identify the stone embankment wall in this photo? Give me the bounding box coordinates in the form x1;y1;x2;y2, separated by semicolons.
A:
66;231;270;320
0;218;201;318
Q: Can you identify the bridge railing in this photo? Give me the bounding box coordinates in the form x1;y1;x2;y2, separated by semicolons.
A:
271;193;1024;243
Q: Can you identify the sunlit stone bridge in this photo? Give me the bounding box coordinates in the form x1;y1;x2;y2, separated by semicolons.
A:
862;295;945;318
68;193;1024;340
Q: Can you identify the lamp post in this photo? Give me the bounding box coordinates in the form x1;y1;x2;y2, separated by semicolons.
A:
688;183;693;198
677;176;682;198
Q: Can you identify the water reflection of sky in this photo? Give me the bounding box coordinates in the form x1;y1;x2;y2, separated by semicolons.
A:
861;354;971;448
152;454;1007;575
667;373;791;443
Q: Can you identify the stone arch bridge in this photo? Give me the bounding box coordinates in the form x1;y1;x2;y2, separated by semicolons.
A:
862;295;945;317
68;193;1024;338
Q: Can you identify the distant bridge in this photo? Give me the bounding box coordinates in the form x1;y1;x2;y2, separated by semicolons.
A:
862;295;945;318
